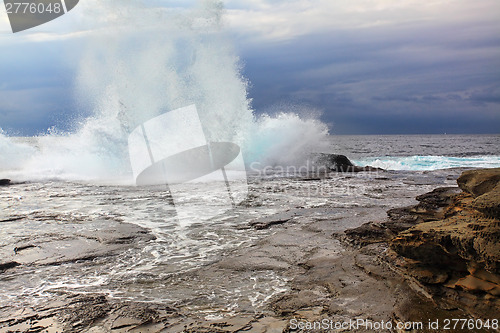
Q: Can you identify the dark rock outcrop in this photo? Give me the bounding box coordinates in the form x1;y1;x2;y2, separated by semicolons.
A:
390;169;500;281
0;179;11;186
389;187;500;310
311;153;383;172
345;168;500;318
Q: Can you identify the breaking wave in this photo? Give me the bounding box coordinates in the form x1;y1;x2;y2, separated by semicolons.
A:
0;0;329;183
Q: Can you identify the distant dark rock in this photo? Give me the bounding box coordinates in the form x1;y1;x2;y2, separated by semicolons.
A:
0;179;11;186
311;153;383;172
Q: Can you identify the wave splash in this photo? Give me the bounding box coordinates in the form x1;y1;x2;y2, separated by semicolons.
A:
0;0;329;183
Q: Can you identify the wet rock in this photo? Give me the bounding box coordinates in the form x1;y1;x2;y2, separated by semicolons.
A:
3;171;494;332
314;153;354;171
266;242;454;331
346;186;462;246
59;295;111;330
310;153;383;172
415;186;463;211
0;179;10;186
249;217;292;230
185;316;255;333
390;186;462;223
1;220;156;267
7;293;180;333
217;252;291;271
249;210;299;229
245;316;289;333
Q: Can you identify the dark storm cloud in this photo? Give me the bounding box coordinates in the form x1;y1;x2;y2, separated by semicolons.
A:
468;87;500;105
1;0;498;135
238;18;500;134
0;41;75;135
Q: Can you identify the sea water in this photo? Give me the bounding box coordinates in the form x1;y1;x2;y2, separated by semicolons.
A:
335;134;500;170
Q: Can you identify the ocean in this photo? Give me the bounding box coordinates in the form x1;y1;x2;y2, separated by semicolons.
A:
1;133;499;319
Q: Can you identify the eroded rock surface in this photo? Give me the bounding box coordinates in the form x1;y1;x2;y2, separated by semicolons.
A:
457;168;500;219
346;168;500;320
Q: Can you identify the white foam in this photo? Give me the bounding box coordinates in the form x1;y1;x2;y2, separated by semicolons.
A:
0;1;329;183
355;155;500;171
0;134;36;171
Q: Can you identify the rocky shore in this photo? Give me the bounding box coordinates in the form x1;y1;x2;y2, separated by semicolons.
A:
347;168;500;321
0;168;498;332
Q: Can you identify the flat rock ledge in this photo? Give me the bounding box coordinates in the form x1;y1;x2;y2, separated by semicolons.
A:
2;170;498;333
345;167;500;319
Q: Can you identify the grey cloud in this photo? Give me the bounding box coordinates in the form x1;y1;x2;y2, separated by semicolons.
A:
237;16;500;133
468;87;500;104
1;0;498;135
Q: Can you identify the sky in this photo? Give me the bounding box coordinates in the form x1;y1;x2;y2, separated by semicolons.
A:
0;0;499;135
